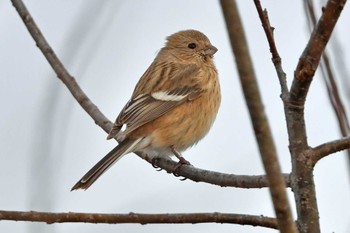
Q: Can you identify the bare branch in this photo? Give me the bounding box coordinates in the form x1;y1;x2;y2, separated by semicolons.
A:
312;136;350;164
145;156;291;188
0;210;278;229
253;0;289;100
220;0;296;232
291;0;346;105
304;0;350;165
285;0;347;232
11;0;112;133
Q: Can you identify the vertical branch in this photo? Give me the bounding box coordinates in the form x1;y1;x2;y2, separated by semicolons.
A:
219;1;296;232
286;0;347;232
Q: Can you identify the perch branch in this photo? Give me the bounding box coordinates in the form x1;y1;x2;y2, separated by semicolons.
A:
10;0;292;191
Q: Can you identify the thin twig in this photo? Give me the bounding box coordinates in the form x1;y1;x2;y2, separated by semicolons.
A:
253;0;289;101
220;0;296;232
0;210;278;229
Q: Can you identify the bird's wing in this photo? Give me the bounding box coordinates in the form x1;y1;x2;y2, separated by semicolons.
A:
107;63;202;139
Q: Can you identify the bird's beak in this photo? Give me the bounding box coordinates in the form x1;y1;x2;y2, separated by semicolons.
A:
203;45;218;56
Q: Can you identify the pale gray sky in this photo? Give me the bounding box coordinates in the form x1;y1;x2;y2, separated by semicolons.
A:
1;1;350;232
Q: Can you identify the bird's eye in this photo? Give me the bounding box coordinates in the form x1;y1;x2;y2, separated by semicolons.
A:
188;43;197;49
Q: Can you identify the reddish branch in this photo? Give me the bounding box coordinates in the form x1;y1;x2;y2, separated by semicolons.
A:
220;0;296;232
0;210;278;229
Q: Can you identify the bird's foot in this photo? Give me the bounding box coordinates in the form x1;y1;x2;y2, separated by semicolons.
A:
172;157;191;179
151;157;163;171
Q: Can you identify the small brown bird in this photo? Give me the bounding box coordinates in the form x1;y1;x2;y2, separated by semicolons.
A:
72;29;221;190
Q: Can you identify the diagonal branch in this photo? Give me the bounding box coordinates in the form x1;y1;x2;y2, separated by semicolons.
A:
0;210;278;229
220;0;296;232
290;0;346;105
304;0;350;167
11;0;112;133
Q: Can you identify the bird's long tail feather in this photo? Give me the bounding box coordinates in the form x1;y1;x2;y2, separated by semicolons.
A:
71;138;141;191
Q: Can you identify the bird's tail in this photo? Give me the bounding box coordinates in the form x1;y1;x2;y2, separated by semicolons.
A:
71;138;141;191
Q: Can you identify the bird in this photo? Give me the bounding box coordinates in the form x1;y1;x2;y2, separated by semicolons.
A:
72;29;221;190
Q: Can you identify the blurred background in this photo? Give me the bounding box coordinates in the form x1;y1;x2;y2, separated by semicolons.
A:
1;1;350;232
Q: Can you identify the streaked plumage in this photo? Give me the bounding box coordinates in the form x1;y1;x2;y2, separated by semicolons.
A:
72;29;221;190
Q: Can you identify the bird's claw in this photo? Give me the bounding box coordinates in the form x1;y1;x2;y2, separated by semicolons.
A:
151;157;163;171
172;157;191;178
